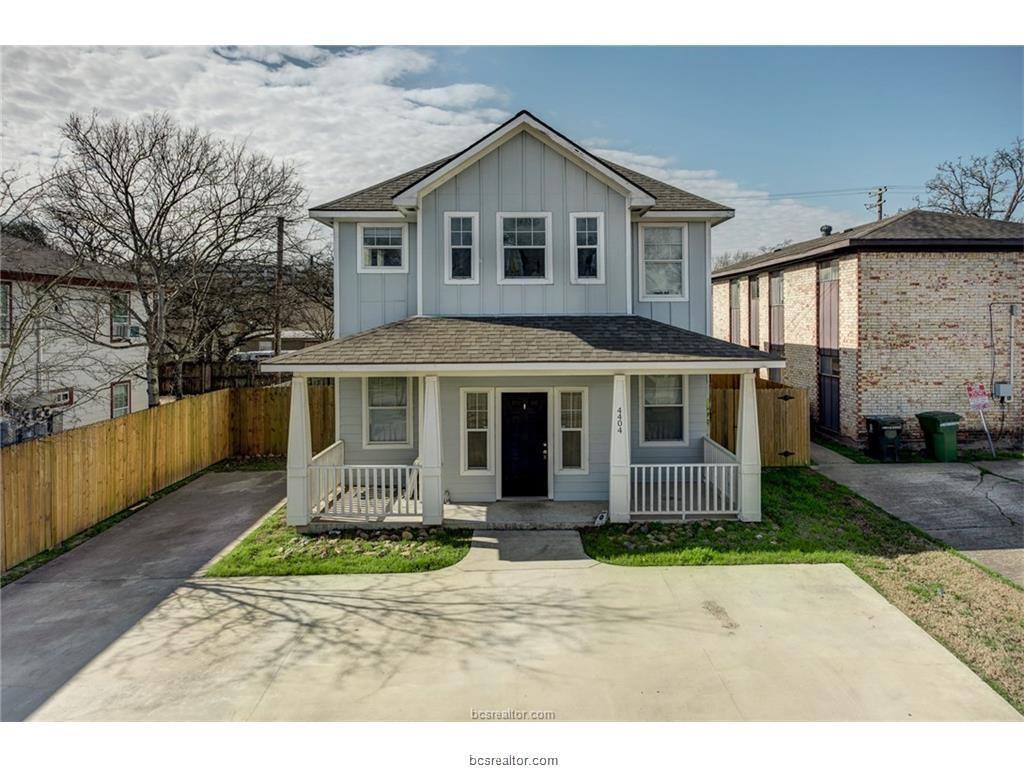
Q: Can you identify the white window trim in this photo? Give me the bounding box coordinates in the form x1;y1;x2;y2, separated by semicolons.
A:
443;212;480;285
356;222;409;274
361;376;414;449
568;212;605;285
459;387;494;476
638;375;689;447
496;211;553;285
638;222;689;302
554;386;589;475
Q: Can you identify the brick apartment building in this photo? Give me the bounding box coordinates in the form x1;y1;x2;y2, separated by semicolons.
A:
711;209;1023;446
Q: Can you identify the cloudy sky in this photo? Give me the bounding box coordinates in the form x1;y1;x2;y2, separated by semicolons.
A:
2;46;1020;257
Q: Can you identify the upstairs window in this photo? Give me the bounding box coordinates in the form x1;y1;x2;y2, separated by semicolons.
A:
748;277;760;349
640;375;687;445
357;223;408;273
497;213;552;284
569;213;604;284
363;376;412;448
110;291;131;341
639;224;687;301
444;212;479;284
729;279;741;343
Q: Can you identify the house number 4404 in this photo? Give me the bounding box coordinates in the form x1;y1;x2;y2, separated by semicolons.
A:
616;407;623;434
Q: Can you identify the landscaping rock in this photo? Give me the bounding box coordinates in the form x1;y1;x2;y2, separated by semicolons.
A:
714;526;725;534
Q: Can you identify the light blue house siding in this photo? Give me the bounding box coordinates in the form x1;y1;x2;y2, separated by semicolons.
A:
631;221;709;334
420;131;629;316
334;220;417;337
336;373;708;503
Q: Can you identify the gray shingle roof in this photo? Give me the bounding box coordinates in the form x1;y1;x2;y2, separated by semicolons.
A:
713;209;1024;279
265;315;780;368
1;235;136;286
310;111;731;214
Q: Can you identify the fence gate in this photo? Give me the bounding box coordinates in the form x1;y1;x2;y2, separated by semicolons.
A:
817;260;840;433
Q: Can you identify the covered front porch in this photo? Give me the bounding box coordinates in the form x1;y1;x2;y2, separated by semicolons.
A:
282;371;764;528
263;315;782;528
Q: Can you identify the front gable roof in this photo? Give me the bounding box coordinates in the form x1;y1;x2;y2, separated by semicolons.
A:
310;110;733;218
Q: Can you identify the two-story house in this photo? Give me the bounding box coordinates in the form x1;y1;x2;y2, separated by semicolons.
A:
264;111;782;527
1;235;149;445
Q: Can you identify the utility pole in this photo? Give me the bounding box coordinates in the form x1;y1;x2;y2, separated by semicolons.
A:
273;216;284;361
865;186;887;220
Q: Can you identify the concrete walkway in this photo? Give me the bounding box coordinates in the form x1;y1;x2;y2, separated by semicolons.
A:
814;460;1023;585
12;530;1018;721
1;471;285;722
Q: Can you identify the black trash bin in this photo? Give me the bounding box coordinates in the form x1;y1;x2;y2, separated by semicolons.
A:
865;415;904;462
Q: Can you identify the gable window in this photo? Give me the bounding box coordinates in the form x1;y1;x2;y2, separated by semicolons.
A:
444;212;479;284
363;377;412;448
1;281;11;347
111;381;131;418
460;388;493;475
569;213;604;284
357;223;408;273
555;388;588;474
639;224;688;301
110;291;131;341
640;375;687;445
497;213;552;284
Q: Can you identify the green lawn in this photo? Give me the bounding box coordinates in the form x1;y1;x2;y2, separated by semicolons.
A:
205;508;472;576
581;468;1024;713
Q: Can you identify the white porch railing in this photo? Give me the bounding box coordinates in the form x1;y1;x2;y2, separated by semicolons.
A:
629;437;740;518
310;462;422;519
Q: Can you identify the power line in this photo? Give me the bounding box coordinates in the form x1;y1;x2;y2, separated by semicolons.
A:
717;184;923;202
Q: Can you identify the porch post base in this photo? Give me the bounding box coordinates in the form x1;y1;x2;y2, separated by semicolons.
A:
420;375;444;526
736;372;762;523
286;377;312;526
608;373;631;524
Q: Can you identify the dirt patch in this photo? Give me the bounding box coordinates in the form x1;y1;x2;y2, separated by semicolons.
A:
852;549;1024;709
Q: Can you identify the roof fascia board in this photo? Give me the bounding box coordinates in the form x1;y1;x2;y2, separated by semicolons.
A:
392;114;656;208
310;210;414;223
263;359;785;374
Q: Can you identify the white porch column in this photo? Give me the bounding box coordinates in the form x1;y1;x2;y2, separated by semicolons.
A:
609;374;631;523
287;376;313;526
736;372;762;522
420;374;444;525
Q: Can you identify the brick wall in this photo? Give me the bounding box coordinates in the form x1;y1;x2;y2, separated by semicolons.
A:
780;262;819;417
838;256;860;438
859;249;1024;445
711;281;730;341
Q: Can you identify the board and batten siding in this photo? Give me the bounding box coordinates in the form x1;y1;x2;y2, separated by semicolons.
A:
631;220;709;334
420;132;629;316
629;374;709;464
438;375;613;503
334;220;417;337
334;377;420;466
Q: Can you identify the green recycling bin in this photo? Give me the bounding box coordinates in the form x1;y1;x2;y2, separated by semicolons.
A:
916;411;962;462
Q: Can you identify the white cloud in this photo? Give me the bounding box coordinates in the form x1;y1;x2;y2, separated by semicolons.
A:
1;46;858;257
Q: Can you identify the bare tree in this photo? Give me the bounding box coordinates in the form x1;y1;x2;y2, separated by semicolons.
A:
925;137;1024;221
44;112;306;406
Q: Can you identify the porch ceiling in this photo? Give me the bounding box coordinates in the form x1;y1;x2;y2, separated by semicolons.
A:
262;315;783;373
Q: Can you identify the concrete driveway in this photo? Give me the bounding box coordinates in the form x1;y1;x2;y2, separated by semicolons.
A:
10;530;1018;721
814;451;1023;585
1;470;286;722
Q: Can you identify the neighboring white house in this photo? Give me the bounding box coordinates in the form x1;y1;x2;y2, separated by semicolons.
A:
1;235;149;445
264;110;782;527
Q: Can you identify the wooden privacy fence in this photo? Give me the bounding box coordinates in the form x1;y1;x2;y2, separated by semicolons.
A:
1;383;335;572
708;375;810;467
